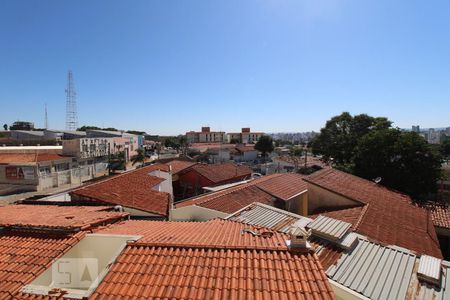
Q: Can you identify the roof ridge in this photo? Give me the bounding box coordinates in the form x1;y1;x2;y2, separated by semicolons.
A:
73;163;168;192
127;242;290;252
353;203;369;230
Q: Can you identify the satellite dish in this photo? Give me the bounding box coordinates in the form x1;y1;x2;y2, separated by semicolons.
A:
373;177;382;184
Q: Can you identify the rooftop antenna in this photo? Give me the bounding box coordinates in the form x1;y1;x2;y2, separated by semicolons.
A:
65;70;78;131
373;177;382;184
44;103;48;129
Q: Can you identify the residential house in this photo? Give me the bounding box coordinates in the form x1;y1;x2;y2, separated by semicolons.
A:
304;168;442;258
85;219;335;299
0;153;74;194
230;144;258;162
272;155;329;172
172;173;308;221
226;202;450;300
70;164;173;218
0;204;128;299
176;162;252;198
1;204;335;299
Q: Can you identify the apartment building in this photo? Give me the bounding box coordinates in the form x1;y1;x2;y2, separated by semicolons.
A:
226;127;263;143
186;126;225;143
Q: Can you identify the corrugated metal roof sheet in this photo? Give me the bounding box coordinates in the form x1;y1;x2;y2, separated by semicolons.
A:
407;260;450;300
225;202;313;233
327;238;417;300
308;215;351;241
418;255;442;285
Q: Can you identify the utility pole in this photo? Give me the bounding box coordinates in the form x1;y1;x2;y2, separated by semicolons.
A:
44;103;48;129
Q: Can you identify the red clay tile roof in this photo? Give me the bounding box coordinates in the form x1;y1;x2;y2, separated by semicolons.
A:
427;204;450;229
177;185;276;214
176;173;308;214
0;230;84;298
0;153;69;164
254;173;308;200
91;219;335;299
70;164;171;216
304;168;442;258
190;163;252;184
97;219;286;248
309;206;366;230
91;245;333;300
167;159;197;174
0;205;128;231
273;155;329;169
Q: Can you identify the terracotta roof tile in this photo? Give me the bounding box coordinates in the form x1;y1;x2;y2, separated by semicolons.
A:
90;219;335;299
190;163;252;184
427;204;450;229
305;168;442;258
167;159;197;174
0;205;128;231
70;164;171;216
176;173;308;213
0;153;69;164
97;219;288;249
177;185;276;214
91;245;334;300
274;155;329;169
0;230;84;298
254;173;308;200
309;206;366;230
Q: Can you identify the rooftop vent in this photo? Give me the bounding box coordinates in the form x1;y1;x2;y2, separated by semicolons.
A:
418;255;442;286
286;226;312;252
308;215;351;241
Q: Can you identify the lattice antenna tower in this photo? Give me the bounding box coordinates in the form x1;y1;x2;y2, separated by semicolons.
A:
65;70;78;130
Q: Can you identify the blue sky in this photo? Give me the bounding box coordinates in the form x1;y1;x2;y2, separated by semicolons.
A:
1;0;449;135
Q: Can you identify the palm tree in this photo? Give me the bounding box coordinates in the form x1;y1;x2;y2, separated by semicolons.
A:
131;148;146;167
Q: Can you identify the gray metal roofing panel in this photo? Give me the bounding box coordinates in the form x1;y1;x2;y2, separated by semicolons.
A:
407;262;450;300
418;255;442;284
226;202;312;233
327;238;416;300
308;215;351;240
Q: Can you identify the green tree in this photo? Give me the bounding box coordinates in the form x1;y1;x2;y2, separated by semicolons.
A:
354;129;442;200
131;148;146;167
310;112;391;165
441;138;450;159
127;130;146;135
292;147;303;156
77;125;101;131
109;151;126;172
3;124;7;131
255;135;274;162
229;138;240;144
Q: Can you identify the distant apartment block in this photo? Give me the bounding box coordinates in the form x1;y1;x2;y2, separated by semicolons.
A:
186;127;225;143
62;138;113;159
227;128;263;144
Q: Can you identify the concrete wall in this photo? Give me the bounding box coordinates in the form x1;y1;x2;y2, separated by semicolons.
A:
150;169;173;197
170;205;228;221
285;192;308;216
307;183;360;214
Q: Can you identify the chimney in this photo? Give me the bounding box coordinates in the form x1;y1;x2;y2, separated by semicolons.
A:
286;226;312;252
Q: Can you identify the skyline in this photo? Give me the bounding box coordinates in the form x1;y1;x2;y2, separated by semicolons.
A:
1;1;450;135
